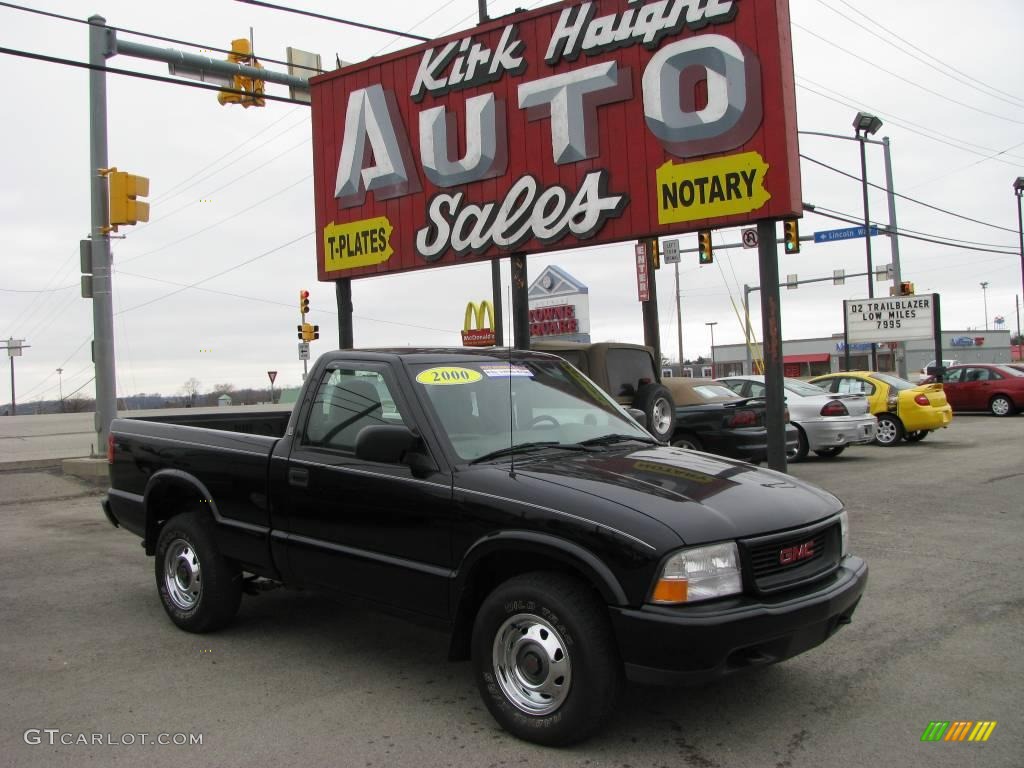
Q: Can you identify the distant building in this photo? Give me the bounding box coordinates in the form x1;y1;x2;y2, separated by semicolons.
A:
528;265;591;343
217;394;233;407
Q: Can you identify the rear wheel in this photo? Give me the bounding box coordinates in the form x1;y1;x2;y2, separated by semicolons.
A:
791;426;809;462
990;395;1015;417
632;384;676;442
814;446;846;458
874;414;904;446
155;511;242;633
471;572;621;746
905;430;928;442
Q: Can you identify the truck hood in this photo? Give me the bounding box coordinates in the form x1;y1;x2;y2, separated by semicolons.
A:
514;445;842;546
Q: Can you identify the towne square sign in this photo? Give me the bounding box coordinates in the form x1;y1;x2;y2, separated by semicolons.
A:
311;0;801;281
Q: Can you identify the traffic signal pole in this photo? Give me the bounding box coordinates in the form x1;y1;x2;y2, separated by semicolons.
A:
89;16;117;454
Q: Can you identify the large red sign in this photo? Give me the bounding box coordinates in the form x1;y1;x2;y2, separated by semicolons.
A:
311;0;801;281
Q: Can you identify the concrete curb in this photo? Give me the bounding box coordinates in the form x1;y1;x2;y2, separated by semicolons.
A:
61;457;109;486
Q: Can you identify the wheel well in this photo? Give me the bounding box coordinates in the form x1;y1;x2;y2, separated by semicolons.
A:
447;550;609;662
144;480;208;555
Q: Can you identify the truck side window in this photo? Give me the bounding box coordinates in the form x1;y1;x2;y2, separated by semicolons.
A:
606;349;657;398
304;369;405;452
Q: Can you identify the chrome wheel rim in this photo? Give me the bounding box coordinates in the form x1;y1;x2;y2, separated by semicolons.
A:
163;538;202;611
492;613;572;716
651;397;673;436
877;419;898;444
992;398;1010;416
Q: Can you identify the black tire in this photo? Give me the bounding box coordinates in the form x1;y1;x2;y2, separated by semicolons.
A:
471;572;621;746
155;511;242;633
632;383;676;442
670;433;703;451
874;414;904;446
905;430;928;442
792;426;809;462
814;446;846;458
990;395;1016;417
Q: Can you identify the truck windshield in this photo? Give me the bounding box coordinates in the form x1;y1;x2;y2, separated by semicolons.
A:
410;359;652;461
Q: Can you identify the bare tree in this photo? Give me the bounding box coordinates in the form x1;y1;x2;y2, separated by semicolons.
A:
181;377;201;407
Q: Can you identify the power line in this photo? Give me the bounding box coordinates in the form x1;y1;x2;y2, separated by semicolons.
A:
792;22;1024;126
233;0;430;41
796;78;1024;166
831;0;1024;109
812;0;1024;111
0;46;308;105
0;1;319;72
799;153;1020;235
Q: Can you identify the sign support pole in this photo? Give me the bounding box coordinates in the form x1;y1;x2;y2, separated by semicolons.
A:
336;279;353;349
932;293;943;382
642;245;662;367
674;262;683;368
757;220;787;473
510;254;529;350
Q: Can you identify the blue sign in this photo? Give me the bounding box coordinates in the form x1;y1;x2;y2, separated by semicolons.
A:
814;226;880;243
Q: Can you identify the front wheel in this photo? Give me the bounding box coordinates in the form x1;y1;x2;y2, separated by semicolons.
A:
155;511;242;633
990;395;1015;417
874;414;904;446
791;426;809;462
471;572;621;746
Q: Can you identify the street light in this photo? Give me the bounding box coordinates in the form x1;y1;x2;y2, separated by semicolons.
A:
56;367;64;411
980;282;989;331
854;111;883;371
705;321;718;376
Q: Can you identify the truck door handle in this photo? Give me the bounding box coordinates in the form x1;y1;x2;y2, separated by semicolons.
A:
288;467;309;488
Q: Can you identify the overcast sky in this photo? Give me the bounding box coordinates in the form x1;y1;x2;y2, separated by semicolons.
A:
2;0;1022;404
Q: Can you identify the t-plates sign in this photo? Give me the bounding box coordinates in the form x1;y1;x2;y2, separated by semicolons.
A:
311;0;802;281
741;228;758;248
844;295;935;343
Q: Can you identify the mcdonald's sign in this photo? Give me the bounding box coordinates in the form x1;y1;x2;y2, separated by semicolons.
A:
462;301;495;347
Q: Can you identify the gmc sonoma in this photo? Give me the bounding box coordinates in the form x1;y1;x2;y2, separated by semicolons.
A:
103;348;867;745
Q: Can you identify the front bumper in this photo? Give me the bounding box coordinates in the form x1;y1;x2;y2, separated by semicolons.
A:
610;555;868;685
801;416;877;450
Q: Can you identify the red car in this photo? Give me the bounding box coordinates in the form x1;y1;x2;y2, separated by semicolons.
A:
939;364;1024;416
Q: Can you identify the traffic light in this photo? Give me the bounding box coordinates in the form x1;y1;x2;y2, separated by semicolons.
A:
297;324;304;340
698;230;713;264
108;169;150;229
217;39;266;108
899;281;915;296
644;237;660;270
311;324;320;341
783;219;801;253
299;289;310;316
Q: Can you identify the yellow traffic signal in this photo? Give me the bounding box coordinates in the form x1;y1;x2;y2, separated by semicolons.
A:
646;238;660;270
311;324;320;341
783;219;801;253
299;322;314;341
299;289;310;316
218;39;266;108
108;169;150;229
698;230;713;264
297;324;304;340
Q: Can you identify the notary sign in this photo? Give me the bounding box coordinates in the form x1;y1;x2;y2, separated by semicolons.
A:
844;295;935;344
310;0;802;280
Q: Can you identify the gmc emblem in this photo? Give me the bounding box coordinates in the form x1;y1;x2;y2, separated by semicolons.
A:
779;541;815;565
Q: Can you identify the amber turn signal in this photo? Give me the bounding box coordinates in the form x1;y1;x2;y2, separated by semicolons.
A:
652;579;688;604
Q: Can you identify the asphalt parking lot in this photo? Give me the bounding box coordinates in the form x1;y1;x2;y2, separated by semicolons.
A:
2;414;1021;767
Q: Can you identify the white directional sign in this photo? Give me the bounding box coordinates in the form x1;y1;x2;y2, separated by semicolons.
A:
741;228;759;248
844;295;935;343
833;269;845;285
786;273;798;289
663;238;680;264
298;342;310;361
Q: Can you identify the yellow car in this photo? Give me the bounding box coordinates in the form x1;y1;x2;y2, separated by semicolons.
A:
808;371;952;446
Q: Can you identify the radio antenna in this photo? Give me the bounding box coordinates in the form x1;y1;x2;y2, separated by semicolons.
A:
507;285;516;479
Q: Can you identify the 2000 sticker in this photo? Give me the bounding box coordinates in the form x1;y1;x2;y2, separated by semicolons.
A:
415;367;483;385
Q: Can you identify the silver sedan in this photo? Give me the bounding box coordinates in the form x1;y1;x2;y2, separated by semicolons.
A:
717;376;877;461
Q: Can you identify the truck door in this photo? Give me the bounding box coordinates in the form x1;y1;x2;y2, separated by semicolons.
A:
278;362;453;619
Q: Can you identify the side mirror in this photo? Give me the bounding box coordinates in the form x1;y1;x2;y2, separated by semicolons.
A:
354;425;417;463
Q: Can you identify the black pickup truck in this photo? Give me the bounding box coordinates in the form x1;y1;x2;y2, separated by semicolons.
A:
104;348;867;746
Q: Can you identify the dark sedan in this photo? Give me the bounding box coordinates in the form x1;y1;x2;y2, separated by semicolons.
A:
936;364;1024;416
666;378;799;462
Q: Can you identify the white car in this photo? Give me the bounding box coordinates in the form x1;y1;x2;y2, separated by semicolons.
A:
916;359;960;384
717;376;877;461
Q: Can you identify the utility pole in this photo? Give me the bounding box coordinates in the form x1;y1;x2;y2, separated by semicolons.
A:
882;136;906;378
674;261;683;369
705;322;718;376
56;368;64;411
4;338;28;416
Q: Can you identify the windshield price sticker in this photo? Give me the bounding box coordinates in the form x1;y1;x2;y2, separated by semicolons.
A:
480;364;534;378
415;366;483;385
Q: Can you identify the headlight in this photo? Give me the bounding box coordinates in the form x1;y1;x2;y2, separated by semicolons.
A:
838;510;849;557
650;542;741;604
